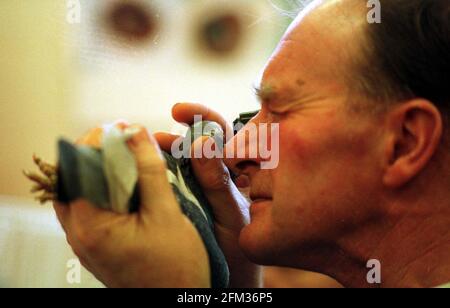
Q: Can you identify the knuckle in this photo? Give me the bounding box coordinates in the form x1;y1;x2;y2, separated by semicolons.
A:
137;156;167;174
204;169;231;191
68;237;86;260
78;257;90;270
71;245;84;260
70;249;90;272
73;224;100;253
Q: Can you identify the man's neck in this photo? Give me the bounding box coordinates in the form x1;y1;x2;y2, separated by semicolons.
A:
323;198;450;288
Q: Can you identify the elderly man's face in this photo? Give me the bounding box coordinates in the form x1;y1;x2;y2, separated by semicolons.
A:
226;0;385;266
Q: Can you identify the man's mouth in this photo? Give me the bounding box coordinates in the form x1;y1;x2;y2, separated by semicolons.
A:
249;192;272;203
250;198;272;203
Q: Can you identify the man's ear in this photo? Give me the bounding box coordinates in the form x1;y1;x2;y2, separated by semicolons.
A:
383;99;443;188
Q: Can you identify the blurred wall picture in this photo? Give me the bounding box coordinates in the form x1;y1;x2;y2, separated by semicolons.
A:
0;0;340;288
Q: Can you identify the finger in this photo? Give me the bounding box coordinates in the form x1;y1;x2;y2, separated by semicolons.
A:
153;132;182;153
190;137;249;230
70;199;118;229
113;120;130;130
190;137;230;192
234;175;250;189
172;103;234;141
68;200;123;261
126;126;180;218
75;122;129;147
75;127;103;148
103;120;130;133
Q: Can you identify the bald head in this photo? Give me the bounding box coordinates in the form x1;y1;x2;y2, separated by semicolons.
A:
259;0;369;111
284;0;449;128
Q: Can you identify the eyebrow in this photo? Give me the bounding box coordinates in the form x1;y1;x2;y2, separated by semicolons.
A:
253;84;278;105
253;78;307;107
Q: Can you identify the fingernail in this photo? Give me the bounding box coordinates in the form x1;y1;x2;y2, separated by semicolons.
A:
235;175;250;188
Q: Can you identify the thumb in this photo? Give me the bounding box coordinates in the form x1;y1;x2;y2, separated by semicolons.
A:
126;126;181;219
191;137;249;231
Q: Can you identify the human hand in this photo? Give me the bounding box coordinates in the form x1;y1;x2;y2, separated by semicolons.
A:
154;103;261;287
53;123;211;288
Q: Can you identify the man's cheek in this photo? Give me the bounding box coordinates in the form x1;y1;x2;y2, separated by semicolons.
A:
278;123;316;173
260;122;281;170
271;126;307;200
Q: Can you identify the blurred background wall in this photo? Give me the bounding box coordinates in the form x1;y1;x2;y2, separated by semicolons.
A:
1;0;293;199
0;0;296;287
0;0;72;198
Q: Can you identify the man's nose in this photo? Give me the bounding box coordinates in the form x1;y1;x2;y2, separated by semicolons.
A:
224;119;264;178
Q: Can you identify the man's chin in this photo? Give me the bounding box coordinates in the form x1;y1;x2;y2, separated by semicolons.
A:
238;220;278;266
